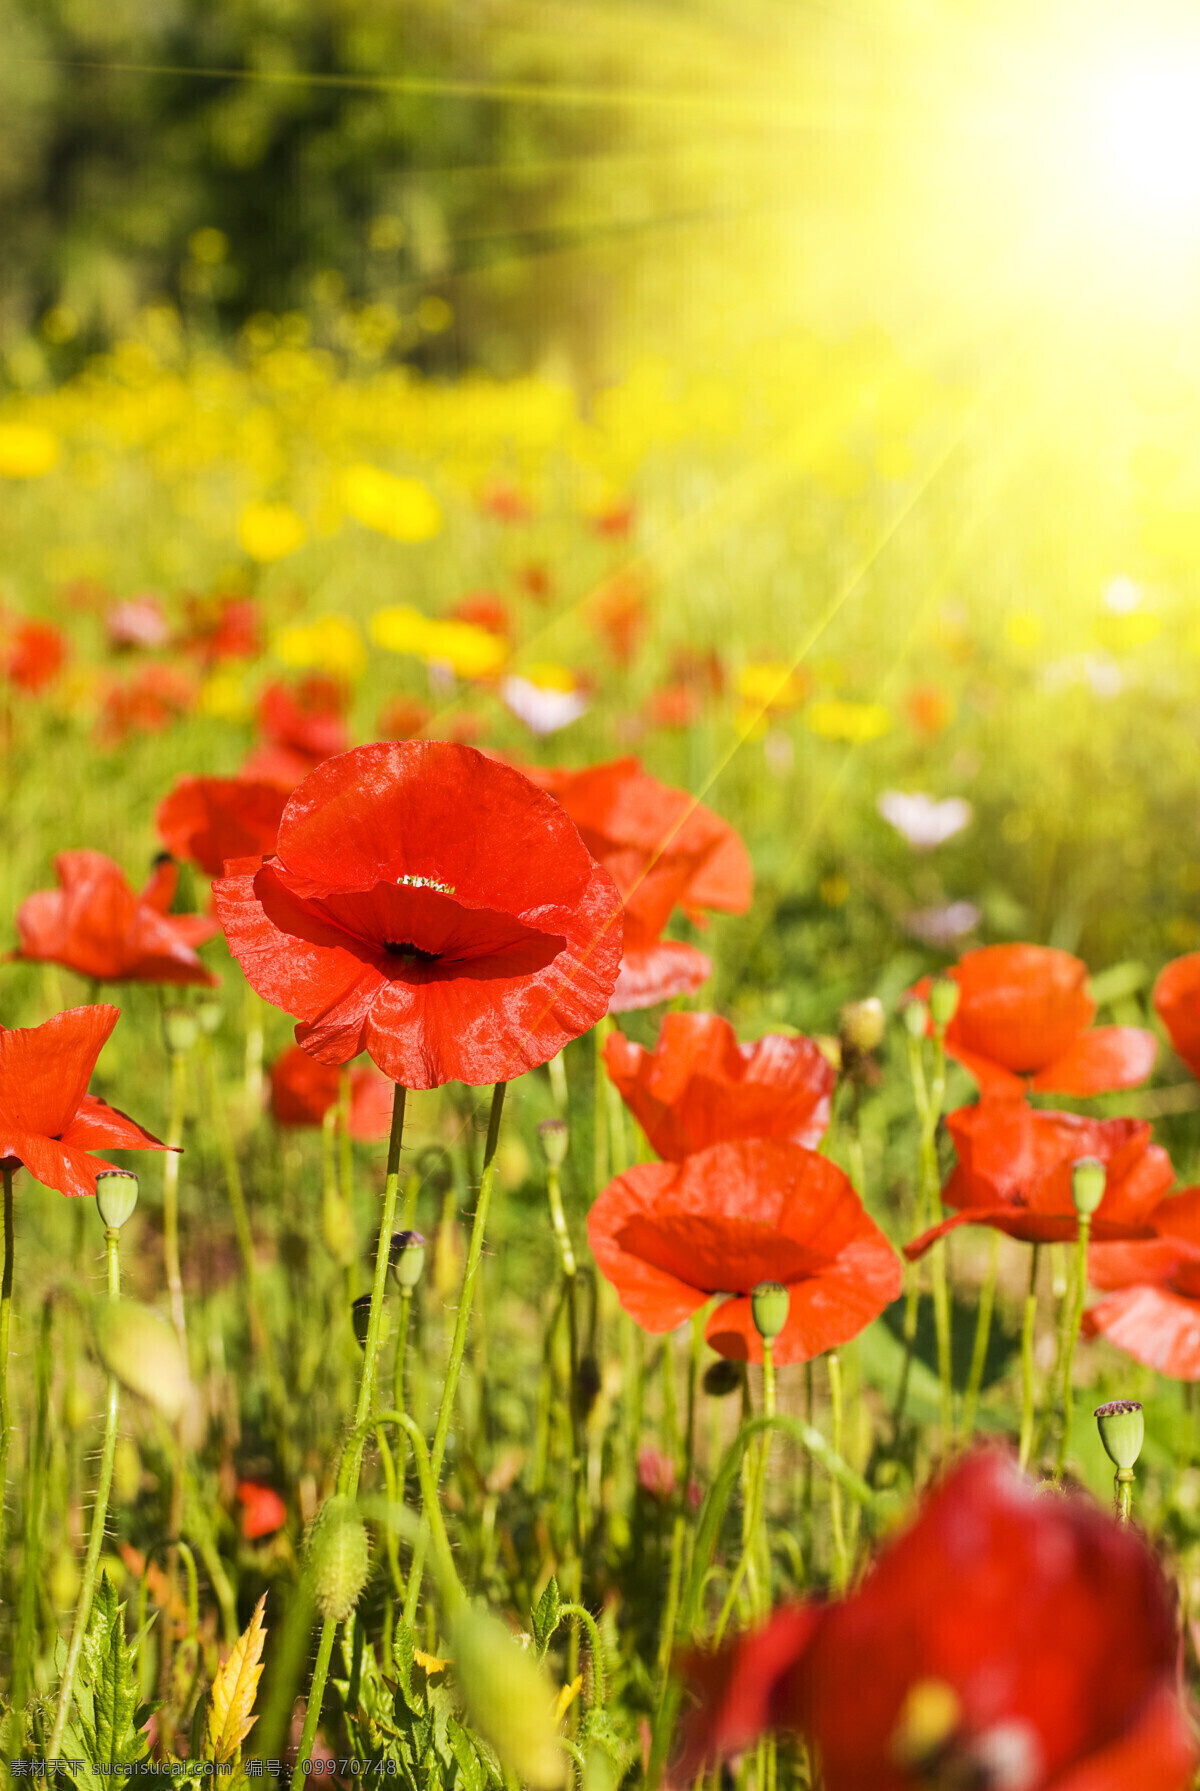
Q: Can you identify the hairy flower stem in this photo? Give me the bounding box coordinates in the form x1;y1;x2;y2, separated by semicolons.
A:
162;1046;189;1351
962;1229;999;1441
827;1350;849;1591
12;1292;53;1711
49;1225;122;1761
404;1081;506;1625
1116;1469;1134;1523
1055;1215;1092;1482
713;1343;776;1646
1019;1245;1041;1471
907;1028;953;1444
242;980;264;1127
0;1165;14;1571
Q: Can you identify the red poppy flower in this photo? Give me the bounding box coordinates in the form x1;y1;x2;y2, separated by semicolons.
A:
236;1479;287;1540
590;570;648;664
1153;953;1200;1080
604;1013;834;1159
448;592;511;637
156;777;290;878
376;696;432;740
14;851;218;987
181;594;262;666
5;619;68;694
99;664;196;745
0;1006;168;1198
905;1100;1174;1260
1084;1186;1200;1378
587;1139;900;1365
526;758;752;1013
241;677;351;787
676;1448;1196;1791
912;945;1157;1096
269;1044;396;1138
213;742;623;1090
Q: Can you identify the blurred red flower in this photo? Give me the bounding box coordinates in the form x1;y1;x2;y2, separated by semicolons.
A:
243;675;351;787
448;592;511;637
518;561;552;602
590;569;648;664
99;664;195;745
156;776;289;878
904;682;954;734
14;851;218;986
912;944;1157;1096
647;685;700;730
1154;953;1200;1079
592;498;635;538
1085;1186;1200;1378
213;742;623;1089
236;1479;287;1540
0;1006;167;1198
481;479;534;522
181;594;262;666
676;1448;1196;1790
269;1044;396;1137
604;1013;834;1159
376;696;432;740
106;596;171;651
587;1139;899;1365
6;619;68;694
905;1100;1174;1259
527;758;752;1012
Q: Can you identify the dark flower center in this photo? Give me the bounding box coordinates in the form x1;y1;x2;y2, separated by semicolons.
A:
384;940;440;965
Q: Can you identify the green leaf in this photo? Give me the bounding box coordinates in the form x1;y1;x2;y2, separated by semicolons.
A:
47;1575;153;1791
531;1576;561;1656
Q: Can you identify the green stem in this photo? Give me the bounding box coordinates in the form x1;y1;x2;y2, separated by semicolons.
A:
713;1342;777;1645
392;1289;413;1417
404;1082;506;1625
162;1048;188;1350
1116;1469;1134;1523
1019;1245;1041;1472
1055;1216;1091;1481
546;1163;577;1279
12;1291;53;1711
48;1225;122;1760
0;1165;13;1572
827;1350;848;1591
962;1230;999;1441
558;1602;606;1710
243;980;264;1127
342;1082;407;1497
295;1620;337;1772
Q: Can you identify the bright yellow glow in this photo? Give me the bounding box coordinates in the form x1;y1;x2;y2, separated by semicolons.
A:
1085;53;1200;224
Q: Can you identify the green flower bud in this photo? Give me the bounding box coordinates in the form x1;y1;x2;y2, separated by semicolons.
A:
162;1006;199;1057
389;1229;427;1290
839;997;885;1056
95;1169;139;1231
928;976;961;1030
751;1280;790;1341
195;998;223;1038
538;1117;569;1170
306;1495;370;1624
92;1300;192;1422
703;1359;744;1398
322;1195;357;1266
1072;1157;1107;1218
450;1607;566;1790
902;997;929;1041
417;1145;454;1198
1094;1400;1144;1473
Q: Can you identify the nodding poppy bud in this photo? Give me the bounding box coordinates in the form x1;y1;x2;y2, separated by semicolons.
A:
751;1281;790;1341
389;1229;426;1290
902;997;929;1041
839;998;885;1056
1095;1400;1144;1474
92;1300;192;1422
351;1293;389;1352
1072;1157;1107;1218
574;1354;602;1422
703;1360;744;1398
538;1117;569;1170
928;975;960;1030
451;1608;566;1790
162;1006;199;1057
417;1145;454;1198
306;1495;370;1624
195;997;223;1037
95;1169;139;1231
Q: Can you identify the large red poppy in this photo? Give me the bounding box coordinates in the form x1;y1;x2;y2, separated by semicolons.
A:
156;777;290;879
905;1100;1175;1259
525;758;752;1012
676;1448;1196;1791
587;1139;899;1365
913;944;1157;1096
213;742;623;1090
1153;953;1200;1080
268;1044;396;1138
0;1006;168;1198
1084;1186;1200;1379
603;1012;834;1159
14;851;218;986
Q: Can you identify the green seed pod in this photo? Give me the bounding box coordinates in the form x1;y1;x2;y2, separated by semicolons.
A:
306;1496;370;1624
751;1280;790;1341
451;1607;566;1790
1072;1157;1107;1218
928;975;961;1030
95;1169;139;1231
162;1006;199;1057
322;1195;357;1267
703;1359;744;1398
1094;1400;1145;1473
902;997;929;1041
538;1117;570;1170
839;997;885;1056
389;1229;427;1290
195;997;223;1037
92;1300;192;1422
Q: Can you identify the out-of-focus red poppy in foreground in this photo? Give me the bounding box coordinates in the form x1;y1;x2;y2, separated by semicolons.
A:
1154;952;1200;1081
604;1011;834;1158
913;944;1157;1096
675;1448;1197;1790
588;1138;899;1364
0;1006;167;1198
14;850;218;986
214;741;623;1090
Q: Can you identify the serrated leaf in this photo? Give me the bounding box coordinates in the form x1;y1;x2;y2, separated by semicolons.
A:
531;1576;561;1654
51;1574;152;1791
206;1593;267;1762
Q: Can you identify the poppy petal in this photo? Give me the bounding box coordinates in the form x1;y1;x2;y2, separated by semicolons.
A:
1154;952;1200;1080
0;1005;120;1139
215;864;387;1028
7;1128;126;1199
609;940;712;1012
62;1094;169;1155
1084;1284;1200;1379
1031;1026;1158;1094
1047;1684;1200;1791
